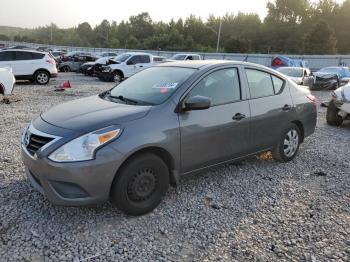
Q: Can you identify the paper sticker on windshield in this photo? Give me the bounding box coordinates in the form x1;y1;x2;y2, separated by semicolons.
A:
152;83;178;89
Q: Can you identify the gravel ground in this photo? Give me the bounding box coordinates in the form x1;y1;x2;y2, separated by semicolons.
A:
0;74;349;262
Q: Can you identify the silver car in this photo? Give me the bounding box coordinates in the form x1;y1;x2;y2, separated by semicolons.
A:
21;61;317;216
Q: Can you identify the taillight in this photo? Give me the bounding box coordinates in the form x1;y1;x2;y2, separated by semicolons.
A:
272;58;283;67
306;94;317;104
46;58;56;65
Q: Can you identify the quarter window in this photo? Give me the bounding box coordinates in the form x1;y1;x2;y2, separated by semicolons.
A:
188;68;241;106
272;75;284;93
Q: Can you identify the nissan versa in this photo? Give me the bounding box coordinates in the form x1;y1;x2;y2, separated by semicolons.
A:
21;61;317;216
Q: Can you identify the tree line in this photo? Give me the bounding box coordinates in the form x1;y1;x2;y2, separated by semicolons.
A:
0;0;349;55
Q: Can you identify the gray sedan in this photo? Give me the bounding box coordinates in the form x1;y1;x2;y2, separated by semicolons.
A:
21;61;317;216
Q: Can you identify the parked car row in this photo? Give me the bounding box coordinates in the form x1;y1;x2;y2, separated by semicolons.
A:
271;55;350;90
75;52;201;84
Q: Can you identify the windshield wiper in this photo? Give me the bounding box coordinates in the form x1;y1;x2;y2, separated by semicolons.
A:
111;95;139;105
100;90;155;106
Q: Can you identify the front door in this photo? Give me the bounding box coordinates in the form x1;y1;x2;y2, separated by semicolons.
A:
179;67;251;173
0;51;16;74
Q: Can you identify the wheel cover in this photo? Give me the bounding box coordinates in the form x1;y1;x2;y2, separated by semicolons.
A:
37;73;48;84
283;129;299;157
127;167;158;202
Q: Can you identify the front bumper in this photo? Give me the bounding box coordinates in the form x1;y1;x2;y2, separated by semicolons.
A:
21;129;124;206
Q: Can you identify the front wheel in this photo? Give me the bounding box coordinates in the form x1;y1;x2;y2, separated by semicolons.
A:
35;71;50;85
113;71;122;84
272;123;301;162
110;153;170;216
326;100;343;126
61;66;70;72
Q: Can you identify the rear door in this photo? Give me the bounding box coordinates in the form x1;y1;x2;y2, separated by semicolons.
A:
244;67;294;151
15;51;44;76
179;67;251;173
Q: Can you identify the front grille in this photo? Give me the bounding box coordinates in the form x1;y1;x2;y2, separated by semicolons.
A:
26;133;54;156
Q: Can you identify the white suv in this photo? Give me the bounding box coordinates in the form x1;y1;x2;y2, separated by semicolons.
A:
0;49;58;85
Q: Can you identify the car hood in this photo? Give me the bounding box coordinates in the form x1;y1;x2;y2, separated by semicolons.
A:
41;95;151;131
314;72;338;79
82;62;95;66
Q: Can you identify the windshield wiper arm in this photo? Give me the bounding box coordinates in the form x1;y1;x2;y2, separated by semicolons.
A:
109;94;139;104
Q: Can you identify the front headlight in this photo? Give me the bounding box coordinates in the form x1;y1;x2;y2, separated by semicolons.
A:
48;126;121;162
102;67;111;73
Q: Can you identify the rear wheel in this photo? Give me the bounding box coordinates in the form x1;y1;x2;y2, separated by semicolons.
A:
272;123;301;162
110;153;170;216
326;100;343;126
35;71;50;85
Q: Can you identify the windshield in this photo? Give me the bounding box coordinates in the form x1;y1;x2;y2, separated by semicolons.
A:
277;67;303;77
109;67;196;105
115;54;132;62
170;54;187;60
319;67;340;73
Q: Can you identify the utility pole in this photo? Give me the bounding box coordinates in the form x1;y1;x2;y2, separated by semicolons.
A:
216;19;222;53
50;24;53;42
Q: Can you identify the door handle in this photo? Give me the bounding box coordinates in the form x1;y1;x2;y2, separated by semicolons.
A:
232;113;246;121
282;104;292;111
139;65;144;68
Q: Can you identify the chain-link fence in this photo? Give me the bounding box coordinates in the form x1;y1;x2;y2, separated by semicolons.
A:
1;40;350;70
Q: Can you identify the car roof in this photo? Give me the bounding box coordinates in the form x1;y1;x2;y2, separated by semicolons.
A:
0;49;46;54
172;53;200;56
124;52;152;56
157;60;271;70
278;67;305;69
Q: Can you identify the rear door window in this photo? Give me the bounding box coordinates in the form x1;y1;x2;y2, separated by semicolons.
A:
245;69;275;99
16;51;34;60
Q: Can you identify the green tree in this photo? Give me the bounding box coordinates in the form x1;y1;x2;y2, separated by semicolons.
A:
304;20;337;54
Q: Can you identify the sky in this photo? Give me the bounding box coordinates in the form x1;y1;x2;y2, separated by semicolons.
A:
0;0;346;28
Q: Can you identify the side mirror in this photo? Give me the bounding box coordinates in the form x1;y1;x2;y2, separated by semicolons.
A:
184;95;211;111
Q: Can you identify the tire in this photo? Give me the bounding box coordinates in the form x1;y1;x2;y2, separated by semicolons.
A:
61;66;70;72
331;82;339;90
326;100;343;126
113;71;122;84
110;153;170;216
34;71;50;85
272;123;301;162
